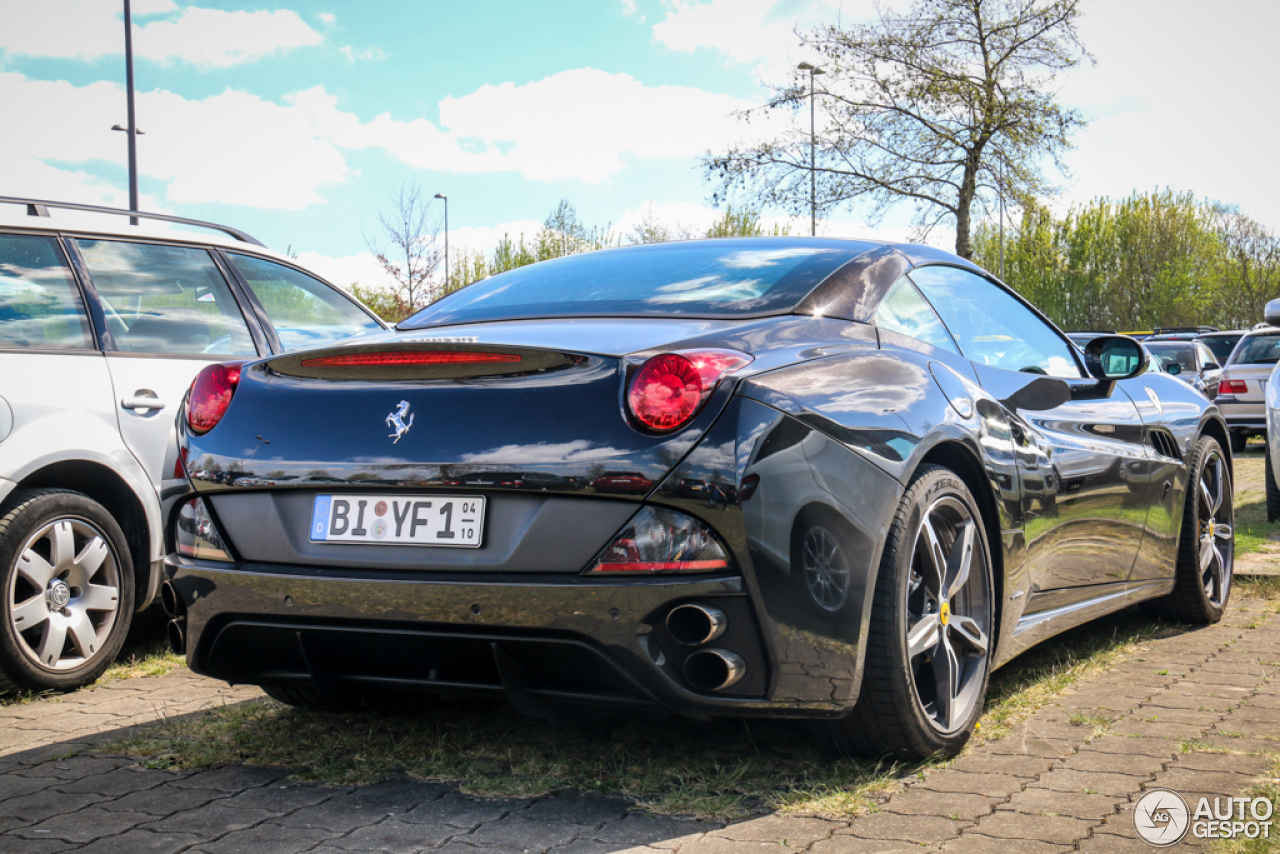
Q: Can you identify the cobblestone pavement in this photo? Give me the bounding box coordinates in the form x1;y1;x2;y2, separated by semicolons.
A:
0;598;1277;853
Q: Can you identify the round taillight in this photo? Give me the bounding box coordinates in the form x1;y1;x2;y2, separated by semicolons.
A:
628;354;702;431
187;363;243;435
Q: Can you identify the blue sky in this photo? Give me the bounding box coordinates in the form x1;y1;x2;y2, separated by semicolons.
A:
2;0;1277;291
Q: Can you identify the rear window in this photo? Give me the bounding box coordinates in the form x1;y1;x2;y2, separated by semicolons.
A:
1198;334;1240;364
1145;344;1195;371
0;234;94;350
1231;334;1280;365
401;240;872;327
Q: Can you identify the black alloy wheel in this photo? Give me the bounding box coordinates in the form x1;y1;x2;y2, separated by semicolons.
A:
1158;436;1234;624
820;465;993;759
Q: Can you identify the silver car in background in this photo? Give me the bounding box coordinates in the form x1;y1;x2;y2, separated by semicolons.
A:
0;197;384;692
1220;324;1280;453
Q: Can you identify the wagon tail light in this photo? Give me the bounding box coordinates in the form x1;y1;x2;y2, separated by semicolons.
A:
626;349;752;432
186;361;246;435
585;506;731;575
1219;379;1248;395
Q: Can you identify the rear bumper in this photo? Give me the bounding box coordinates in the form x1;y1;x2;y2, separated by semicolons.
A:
166;556;854;718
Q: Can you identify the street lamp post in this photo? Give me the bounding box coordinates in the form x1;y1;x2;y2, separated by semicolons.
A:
797;62;825;237
434;193;449;295
119;0;139;225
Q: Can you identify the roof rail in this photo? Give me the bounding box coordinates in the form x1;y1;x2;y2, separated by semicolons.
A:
0;196;266;247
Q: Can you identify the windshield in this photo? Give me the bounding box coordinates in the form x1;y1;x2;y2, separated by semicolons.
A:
401;239;873;327
1232;334;1280;365
1198;334;1241;364
1145;344;1196;371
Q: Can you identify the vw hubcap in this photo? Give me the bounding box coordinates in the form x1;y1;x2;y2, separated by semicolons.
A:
8;518;121;670
1198;452;1233;607
906;496;991;734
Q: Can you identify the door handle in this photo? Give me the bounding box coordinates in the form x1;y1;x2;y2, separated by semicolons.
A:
121;391;166;413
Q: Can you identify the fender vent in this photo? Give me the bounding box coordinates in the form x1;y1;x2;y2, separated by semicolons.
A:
1149;430;1181;460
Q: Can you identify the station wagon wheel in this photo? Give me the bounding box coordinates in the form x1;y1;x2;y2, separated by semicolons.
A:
0;490;134;693
1157;436;1234;624
819;465;993;760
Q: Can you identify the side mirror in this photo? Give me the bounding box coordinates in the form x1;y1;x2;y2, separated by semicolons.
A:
1164;362;1182;375
1266;298;1280;327
1204;362;1220;372
1084;335;1147;381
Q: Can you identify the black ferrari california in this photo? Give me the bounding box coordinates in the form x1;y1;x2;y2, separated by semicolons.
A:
163;237;1234;759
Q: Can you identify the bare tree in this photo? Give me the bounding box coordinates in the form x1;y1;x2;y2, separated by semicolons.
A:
366;182;443;310
706;0;1090;258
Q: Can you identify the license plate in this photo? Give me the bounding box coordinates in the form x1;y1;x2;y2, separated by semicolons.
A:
309;494;485;547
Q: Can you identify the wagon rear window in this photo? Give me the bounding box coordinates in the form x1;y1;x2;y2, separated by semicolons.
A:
0;234;94;350
401;240;872;326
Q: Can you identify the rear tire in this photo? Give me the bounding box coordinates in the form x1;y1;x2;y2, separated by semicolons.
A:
0;489;134;693
819;465;993;760
1154;436;1233;624
1230;432;1247;455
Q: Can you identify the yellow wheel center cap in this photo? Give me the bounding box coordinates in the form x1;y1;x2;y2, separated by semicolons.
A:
940;601;950;626
1208;520;1215;538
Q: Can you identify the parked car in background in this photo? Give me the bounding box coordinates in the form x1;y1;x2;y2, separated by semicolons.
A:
1196;330;1248;366
0;197;384;692
1262;306;1280;521
163;236;1233;761
1144;340;1223;400
1217;325;1280;452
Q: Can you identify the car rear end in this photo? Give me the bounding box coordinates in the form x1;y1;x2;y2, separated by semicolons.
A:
160;239;888;719
1218;330;1280;447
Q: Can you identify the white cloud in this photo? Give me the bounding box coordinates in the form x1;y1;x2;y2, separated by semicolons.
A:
340;45;388;62
294;250;390;292
318;12;336;24
0;2;322;67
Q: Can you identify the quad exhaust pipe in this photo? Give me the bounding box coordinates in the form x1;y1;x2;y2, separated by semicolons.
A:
683;648;746;692
665;603;727;646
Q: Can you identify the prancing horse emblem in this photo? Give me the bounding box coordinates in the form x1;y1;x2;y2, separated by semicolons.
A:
386;401;414;444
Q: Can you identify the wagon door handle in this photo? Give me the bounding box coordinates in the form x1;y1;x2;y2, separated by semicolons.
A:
121;390;166;413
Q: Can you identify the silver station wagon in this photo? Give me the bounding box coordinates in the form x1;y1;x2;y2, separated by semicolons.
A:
0;197;383;692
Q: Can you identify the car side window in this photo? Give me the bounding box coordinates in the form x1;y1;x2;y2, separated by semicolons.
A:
75;240;256;357
227;254;382;352
909;265;1083;378
0;234;94;350
874;275;959;354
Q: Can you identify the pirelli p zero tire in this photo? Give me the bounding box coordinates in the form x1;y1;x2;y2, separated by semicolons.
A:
1266;449;1280;524
1157;436;1234;624
0;489;134;694
820;465;994;760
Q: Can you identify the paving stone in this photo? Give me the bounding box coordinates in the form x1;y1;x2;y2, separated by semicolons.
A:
981;738;1074;758
327;818;455;852
218;781;347;813
1172;752;1274;774
170;765;283;792
678;838;808;854
1112;718;1212;738
551;840;657;854
0;834;76;853
400;792;526;829
948;753;1053;777
461;815;582;850
841;812;967;844
56;766;172;796
523;791;632;825
1077;735;1178;756
101;784;225;816
940;832;1073;853
1057;748;1169;775
11;754;128;780
713;814;834;845
140;802;275;836
1037;768;1147;798
969;808;1098;843
879;788;996;821
0;788;112;822
272;798;409;832
807;836;920;854
67;829;205;854
15;807;155;843
0;772;59;803
914;769;1026;797
342;777;448;810
1198;734;1280;753
189;821;337;854
998;787;1120;820
1149;768;1262;796
591;814;720;845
